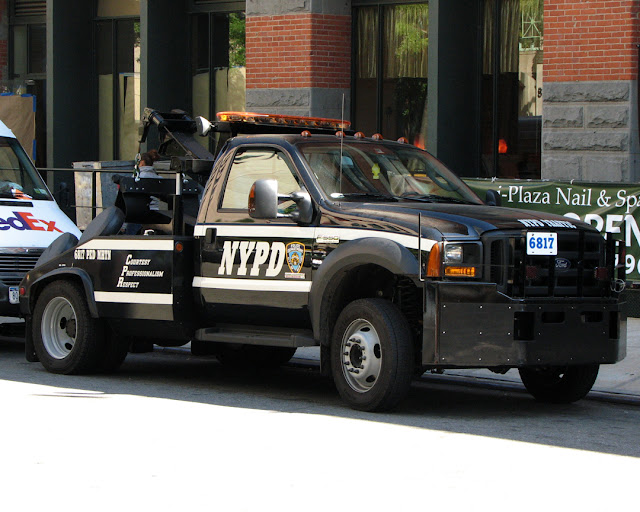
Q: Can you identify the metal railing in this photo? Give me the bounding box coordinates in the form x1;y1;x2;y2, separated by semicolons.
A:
39;167;134;226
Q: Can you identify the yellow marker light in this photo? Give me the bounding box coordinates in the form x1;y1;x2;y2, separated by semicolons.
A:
444;266;477;277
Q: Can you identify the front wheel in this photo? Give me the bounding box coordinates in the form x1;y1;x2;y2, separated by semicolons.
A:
32;280;104;374
519;364;599;404
331;298;414;412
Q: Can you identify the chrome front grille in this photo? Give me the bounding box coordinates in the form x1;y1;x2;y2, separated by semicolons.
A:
0;250;43;285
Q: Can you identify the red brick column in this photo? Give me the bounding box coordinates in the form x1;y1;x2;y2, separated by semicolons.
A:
0;0;8;81
545;0;640;82
542;0;640;182
245;12;351;117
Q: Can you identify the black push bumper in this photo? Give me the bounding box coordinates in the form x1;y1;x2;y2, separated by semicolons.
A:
422;282;626;368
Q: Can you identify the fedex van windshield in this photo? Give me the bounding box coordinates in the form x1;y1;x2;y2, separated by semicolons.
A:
0;137;51;201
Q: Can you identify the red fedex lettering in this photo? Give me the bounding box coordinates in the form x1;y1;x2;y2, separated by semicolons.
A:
16;212;45;231
40;219;62;233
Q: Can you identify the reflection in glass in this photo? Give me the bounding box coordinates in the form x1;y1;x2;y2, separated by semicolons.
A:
481;0;542;179
355;4;429;146
299;141;482;205
382;4;428;146
97;21;114;161
117;19;140;161
191;12;246;151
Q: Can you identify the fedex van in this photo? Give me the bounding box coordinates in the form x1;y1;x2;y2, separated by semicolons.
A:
0;120;80;322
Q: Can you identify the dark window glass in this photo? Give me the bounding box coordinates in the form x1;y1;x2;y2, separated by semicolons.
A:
354;4;429;145
191;10;246;152
96;18;140;161
481;0;542;179
28;24;46;74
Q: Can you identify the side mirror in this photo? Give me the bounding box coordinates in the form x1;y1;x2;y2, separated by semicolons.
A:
249;179;279;219
196;116;212;137
249;179;314;224
485;189;502;207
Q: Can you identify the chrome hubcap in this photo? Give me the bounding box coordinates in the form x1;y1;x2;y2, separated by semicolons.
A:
340;319;382;393
41;297;77;359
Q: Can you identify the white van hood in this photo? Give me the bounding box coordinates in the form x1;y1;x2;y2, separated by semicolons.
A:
0;200;81;248
0;120;15;139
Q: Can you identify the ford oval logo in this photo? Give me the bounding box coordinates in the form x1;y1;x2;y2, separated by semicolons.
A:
555;258;571;270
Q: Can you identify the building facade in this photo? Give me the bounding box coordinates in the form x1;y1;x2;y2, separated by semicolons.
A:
0;0;638;183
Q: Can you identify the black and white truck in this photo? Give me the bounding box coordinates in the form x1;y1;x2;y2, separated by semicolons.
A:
19;110;626;411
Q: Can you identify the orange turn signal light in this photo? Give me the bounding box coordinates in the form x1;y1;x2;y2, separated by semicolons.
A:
444;266;477;277
426;243;441;277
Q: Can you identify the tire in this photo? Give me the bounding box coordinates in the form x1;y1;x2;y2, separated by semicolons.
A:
331;298;414;412
216;345;297;369
519;364;599;404
32;280;104;374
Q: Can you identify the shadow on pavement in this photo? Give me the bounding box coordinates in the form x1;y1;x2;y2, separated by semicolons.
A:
2;338;638;459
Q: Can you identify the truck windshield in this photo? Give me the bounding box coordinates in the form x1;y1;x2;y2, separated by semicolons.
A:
298;141;483;205
0;137;51;200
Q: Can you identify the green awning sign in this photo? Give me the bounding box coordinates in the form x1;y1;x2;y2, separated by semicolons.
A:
465;179;640;281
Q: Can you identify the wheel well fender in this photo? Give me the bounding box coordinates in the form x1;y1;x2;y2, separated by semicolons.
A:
309;237;420;343
29;268;99;318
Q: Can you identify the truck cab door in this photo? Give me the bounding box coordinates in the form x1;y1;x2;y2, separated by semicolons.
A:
194;146;315;328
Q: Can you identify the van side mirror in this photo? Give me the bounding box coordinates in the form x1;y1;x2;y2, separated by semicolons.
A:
249;179;314;224
485;189;502;207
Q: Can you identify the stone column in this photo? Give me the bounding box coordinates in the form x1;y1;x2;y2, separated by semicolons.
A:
543;82;637;182
245;0;351;119
542;1;640;182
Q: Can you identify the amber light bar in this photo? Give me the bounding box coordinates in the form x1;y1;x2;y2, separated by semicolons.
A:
216;111;351;130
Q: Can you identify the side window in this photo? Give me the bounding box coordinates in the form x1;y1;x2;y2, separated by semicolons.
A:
221;147;300;211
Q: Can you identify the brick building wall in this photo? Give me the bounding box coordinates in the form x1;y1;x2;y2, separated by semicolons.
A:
543;0;640;181
245;0;351;119
0;0;7;81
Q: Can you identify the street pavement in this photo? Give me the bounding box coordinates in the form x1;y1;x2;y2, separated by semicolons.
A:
2;315;639;403
295;317;640;404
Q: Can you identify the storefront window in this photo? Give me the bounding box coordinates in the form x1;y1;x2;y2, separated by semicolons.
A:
191;11;246;150
482;0;543;178
96;18;141;161
354;3;429;145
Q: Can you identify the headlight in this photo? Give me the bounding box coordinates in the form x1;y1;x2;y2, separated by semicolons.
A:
440;242;482;278
444;243;464;263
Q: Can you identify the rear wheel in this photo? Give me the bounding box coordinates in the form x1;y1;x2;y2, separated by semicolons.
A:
33;280;104;374
519;364;599;403
331;298;414;412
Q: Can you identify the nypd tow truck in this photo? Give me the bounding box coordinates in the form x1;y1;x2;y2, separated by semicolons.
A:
19;111;626;411
0;120;80;336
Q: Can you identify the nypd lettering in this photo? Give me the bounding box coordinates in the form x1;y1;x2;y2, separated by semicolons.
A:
518;219;577;229
218;240;307;279
0;211;63;232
